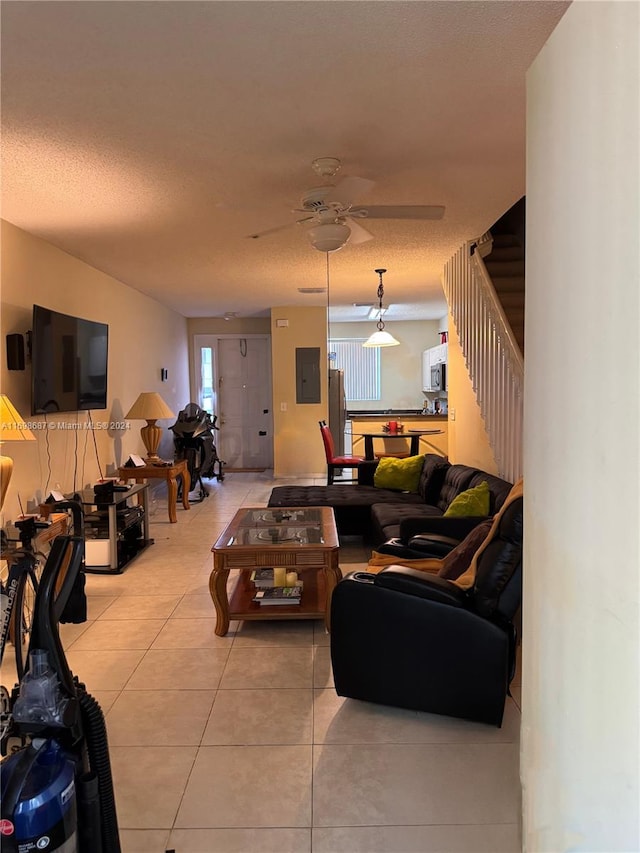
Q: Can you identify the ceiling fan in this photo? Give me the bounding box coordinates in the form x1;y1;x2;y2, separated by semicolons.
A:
246;157;445;252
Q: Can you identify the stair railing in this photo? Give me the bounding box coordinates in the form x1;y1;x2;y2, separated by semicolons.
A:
442;233;524;483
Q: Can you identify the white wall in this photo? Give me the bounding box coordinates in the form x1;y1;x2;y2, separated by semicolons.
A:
1;221;190;521
523;3;639;850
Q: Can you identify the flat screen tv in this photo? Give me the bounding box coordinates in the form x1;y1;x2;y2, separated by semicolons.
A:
31;305;109;415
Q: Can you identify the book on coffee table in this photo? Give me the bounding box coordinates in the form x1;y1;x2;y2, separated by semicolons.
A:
252;586;302;605
250;568;275;588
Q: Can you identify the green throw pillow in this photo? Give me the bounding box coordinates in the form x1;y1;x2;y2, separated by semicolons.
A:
373;454;425;493
444;480;491;517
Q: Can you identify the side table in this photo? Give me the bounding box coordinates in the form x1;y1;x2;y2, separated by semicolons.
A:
118;459;190;523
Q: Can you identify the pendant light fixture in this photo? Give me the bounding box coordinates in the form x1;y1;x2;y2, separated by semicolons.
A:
363;268;400;347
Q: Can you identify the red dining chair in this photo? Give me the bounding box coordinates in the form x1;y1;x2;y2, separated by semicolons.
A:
319;420;366;485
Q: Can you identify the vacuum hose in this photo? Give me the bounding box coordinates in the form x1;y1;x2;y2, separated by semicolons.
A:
78;772;102;853
78;689;121;853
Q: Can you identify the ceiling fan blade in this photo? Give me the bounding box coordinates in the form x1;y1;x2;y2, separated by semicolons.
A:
244;221;297;239
345;216;374;245
352;205;445;220
325;175;376;207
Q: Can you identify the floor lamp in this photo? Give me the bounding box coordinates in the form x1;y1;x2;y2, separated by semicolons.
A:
0;395;36;511
125;392;175;464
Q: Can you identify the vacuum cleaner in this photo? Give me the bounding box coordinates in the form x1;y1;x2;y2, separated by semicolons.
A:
0;501;120;852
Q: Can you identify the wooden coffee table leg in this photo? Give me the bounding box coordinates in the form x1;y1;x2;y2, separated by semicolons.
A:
209;564;231;636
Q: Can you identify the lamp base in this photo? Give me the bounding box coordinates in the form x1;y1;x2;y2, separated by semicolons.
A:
140;421;163;464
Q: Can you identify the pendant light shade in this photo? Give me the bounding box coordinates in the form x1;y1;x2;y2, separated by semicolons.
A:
362;329;400;348
363;269;400;348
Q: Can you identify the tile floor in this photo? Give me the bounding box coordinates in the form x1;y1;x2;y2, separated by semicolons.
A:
4;472;522;853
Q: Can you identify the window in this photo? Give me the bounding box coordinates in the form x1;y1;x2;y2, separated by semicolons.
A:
329;338;380;401
200;346;215;414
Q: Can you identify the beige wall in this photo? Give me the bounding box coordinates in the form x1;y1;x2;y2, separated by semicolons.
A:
330;319;442;411
1;220;190;522
270;306;327;478
523;3;639;850
445;309;497;472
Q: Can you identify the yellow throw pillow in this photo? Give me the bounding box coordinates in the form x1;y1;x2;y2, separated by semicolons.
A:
373;454;425;493
444;480;490;517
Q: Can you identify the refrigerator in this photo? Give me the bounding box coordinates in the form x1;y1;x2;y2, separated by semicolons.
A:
328;368;346;456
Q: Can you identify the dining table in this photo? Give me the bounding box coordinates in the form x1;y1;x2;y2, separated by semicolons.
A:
355;429;445;460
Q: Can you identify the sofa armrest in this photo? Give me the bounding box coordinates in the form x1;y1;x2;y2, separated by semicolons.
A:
407;533;461;554
375;535;457;560
374;566;469;607
399;515;489;541
357;459;379;486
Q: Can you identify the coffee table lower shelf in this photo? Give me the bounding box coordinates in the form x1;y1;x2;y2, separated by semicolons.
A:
228;570;327;622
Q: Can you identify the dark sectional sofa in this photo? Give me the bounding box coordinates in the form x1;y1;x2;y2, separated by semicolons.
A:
267;454;513;544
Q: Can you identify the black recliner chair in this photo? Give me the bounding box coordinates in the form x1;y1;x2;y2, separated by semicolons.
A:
330;493;523;726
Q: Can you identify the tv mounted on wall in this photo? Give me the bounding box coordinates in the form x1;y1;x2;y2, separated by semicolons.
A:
31;305;109;415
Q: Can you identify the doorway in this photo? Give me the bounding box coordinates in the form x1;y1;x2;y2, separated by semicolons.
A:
193;334;273;469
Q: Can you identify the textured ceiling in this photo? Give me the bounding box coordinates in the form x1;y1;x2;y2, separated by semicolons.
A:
1;1;569;321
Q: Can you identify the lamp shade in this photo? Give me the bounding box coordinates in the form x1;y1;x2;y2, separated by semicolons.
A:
0;395;36;441
125;392;175;421
362;330;400;348
1;395;35;511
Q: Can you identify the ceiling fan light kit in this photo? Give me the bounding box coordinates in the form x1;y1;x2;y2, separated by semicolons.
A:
363;268;400;348
308;222;351;253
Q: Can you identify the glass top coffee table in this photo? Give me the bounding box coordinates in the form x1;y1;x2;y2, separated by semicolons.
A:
209;506;340;636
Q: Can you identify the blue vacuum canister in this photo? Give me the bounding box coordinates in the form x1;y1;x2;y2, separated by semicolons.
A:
1;737;77;852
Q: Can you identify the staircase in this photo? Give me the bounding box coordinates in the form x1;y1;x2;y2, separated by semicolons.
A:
482;232;525;354
442;198;525;483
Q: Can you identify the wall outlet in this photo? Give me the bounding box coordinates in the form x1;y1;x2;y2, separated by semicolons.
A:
450;409;456;421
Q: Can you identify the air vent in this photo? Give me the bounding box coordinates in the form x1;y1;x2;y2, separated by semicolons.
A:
298;287;327;294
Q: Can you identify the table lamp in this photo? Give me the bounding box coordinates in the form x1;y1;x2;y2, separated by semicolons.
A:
0;394;36;510
125;392;175;463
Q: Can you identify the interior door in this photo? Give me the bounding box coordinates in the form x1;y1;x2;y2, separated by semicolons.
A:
215;336;273;469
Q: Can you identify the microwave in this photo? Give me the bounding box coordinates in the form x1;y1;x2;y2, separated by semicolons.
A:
430;363;447;392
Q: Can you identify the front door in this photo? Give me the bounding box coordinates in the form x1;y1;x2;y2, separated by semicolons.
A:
194;335;273;469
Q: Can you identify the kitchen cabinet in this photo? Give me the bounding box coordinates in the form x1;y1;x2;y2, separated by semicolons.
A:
422;343;448;391
431;343;448;365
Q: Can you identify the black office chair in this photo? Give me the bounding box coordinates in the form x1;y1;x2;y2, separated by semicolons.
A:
330;491;523;726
